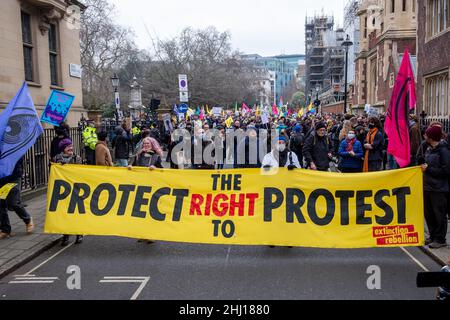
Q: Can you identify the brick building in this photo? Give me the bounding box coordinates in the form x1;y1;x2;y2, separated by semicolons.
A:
416;0;450;131
352;0;417;115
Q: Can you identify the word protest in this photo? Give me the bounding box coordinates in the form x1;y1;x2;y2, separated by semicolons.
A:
45;165;424;248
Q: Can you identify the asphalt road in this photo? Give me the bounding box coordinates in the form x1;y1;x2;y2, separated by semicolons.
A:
0;235;441;300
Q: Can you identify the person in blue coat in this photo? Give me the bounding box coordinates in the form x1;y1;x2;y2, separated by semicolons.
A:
338;130;364;173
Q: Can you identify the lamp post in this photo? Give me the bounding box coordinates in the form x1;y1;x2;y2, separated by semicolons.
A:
111;73;120;124
342;34;353;114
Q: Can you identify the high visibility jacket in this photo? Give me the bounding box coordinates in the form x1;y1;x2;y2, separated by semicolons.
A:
82;127;98;150
132;127;141;136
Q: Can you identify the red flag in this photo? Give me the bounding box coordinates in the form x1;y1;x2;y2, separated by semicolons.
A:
384;49;416;168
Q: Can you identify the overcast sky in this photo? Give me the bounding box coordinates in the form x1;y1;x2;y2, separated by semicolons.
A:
109;0;346;57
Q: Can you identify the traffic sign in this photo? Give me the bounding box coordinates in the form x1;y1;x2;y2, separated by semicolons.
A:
178;74;188;92
178;103;188;113
179;91;189;102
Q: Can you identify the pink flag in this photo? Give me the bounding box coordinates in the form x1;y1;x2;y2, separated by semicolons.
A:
272;104;278;115
242;103;250;112
385;49;416;168
199;107;205;120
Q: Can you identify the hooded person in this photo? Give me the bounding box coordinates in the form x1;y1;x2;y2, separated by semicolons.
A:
261;136;301;169
112;126;131;167
289;124;305;168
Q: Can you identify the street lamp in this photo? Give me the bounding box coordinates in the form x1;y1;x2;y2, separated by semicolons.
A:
111;73;120;124
342;34;353;114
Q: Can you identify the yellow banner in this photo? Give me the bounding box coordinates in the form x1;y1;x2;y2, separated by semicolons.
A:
45;165;424;248
0;183;17;200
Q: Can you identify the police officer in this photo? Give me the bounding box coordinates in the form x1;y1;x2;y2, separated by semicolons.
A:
82;120;98;165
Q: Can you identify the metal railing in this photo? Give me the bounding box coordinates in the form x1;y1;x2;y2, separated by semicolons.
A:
21;127;84;192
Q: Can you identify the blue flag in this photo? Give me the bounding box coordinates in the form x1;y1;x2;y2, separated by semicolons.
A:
173;104;179;115
0;82;44;179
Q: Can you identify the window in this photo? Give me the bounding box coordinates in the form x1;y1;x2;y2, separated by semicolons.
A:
425;72;449;117
364;17;367;38
48;23;59;86
427;0;450;38
403;0;407;11
391;0;395;13
21;11;33;82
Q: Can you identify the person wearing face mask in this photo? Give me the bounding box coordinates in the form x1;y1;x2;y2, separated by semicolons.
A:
261;136;301;169
421;126;450;249
363;117;384;172
338;130;364;173
303;122;333;171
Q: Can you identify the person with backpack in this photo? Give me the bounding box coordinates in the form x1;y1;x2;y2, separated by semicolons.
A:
303;122;333;171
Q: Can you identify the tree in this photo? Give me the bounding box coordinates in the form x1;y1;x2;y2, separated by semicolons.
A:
291;91;306;107
80;0;137;110
139;26;261;107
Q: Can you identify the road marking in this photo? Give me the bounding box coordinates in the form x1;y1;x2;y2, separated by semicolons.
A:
9;276;59;285
400;247;429;272
9;281;55;284
99;276;150;300
225;246;231;265
17;242;74;277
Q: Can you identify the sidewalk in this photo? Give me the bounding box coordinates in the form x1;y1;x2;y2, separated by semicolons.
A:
1;191;449;278
0;192;61;278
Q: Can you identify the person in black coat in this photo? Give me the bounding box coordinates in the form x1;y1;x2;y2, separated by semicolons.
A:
112;126;131;167
303;122;333;171
289;124;305;168
421;126;450;248
363;117;384;172
0;158;34;239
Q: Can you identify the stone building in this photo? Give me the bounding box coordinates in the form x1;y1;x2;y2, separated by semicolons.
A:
352;0;417;115
0;0;86;127
416;0;449;130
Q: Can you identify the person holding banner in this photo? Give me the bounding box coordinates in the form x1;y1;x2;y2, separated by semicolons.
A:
0;158;34;239
421;126;450;249
261;136;300;170
130;137;163;169
338;130;364;173
52;139;84;246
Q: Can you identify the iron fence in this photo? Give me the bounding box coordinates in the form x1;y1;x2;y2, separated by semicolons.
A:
21;127;84;192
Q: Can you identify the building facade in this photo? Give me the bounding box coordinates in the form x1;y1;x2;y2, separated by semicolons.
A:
0;0;85;127
352;0;417;115
416;0;450;130
305;15;347;112
241;54;298;105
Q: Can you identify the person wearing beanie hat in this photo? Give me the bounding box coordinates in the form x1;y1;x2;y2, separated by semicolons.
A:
261;133;301;170
58;138;73;154
290;124;305;167
421;125;450;249
303;121;333;171
425;126;443;142
53;140;84;246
